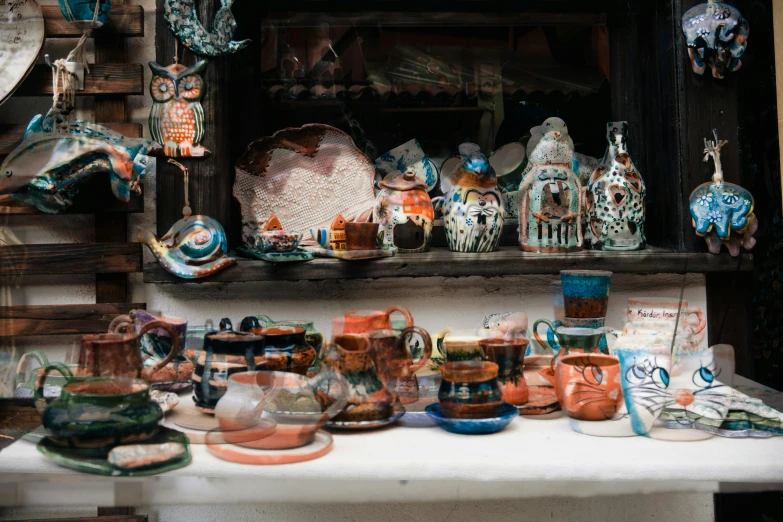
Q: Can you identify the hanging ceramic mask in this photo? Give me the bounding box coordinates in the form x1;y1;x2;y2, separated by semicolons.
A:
689;131;757;257
0;114;158;214
682;1;749;79
163;0;250;57
58;0;111;31
149;61;209;158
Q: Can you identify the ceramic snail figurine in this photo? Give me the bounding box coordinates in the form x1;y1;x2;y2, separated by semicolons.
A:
163;0;250;57
518;117;582;252
682;1;749;79
689;131;756;257
0;114;158;214
586;121;647;251
374;170;434;253
440;143;504;253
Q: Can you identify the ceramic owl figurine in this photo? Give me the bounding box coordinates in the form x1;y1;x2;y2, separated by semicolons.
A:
149;61;209;158
518;117;583;252
441;143;504;253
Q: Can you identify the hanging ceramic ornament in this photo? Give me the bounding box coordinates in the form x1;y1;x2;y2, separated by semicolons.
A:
0;0;45;107
682;0;749;79
138;160;236;279
689;131;757;257
59;0;111;31
149;60;209;158
163;0;250;57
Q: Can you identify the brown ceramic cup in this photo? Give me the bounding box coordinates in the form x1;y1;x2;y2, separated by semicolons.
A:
438;361;502;419
345;222;379;250
554;354;623;421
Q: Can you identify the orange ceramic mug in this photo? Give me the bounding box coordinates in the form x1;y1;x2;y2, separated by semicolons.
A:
554;354;623;421
332;305;414;335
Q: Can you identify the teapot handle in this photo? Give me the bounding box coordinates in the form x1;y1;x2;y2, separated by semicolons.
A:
309;370;350;417
138;320;182;379
384;305;413;329
34;363;74;413
396;326;432;375
108;311;136;334
16;350;50;390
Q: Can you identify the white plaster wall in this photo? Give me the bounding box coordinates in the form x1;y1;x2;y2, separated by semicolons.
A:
0;2;716;519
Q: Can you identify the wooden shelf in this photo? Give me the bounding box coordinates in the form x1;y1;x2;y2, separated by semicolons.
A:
144;247;753;284
1;243;142;276
16;64;144;97
42;5;144;37
0;303;145;337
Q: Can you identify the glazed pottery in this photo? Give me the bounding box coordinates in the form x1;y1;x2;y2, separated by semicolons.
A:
58;0;111;29
182;321;216;367
108;440;186;470
38;427;191;476
215;370;348;449
533;321;604;358
440;143;504;253
560;270;612;318
682;2;749;78
35;368;163;450
192;327;266;414
237;247;315;263
367;327;433;404
555;354;622;421
333;306;414;335
482;312;529;341
321;334;397;423
0;0;44;108
518;118;582;252
163;0;250;56
256;315;325;370
625;297;707;359
345;222;380;251
439;361;502;419
374;170;435;253
206;430;334;465
307;246;397;260
1;115;157;214
436;329;501;363
79;320;182;382
311;214;347;251
375;138;439;192
479;338;529;406
519;354;560;415
489;142;528;219
327;403;406;430
14;350;65;400
538;317;608;355
240;317;315;376
586;122;647;251
426;402;517;435
109;310;190;390
242;214;301;254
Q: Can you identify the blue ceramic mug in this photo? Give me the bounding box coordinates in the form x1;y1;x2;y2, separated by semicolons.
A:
560;270;612;319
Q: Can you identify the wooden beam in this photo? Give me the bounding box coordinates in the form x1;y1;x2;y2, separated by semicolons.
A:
774;0;783;214
0;187;144;215
0;243;142;275
262;11;608;27
16;64;144;96
42;5;144;37
0;303;145;337
0;122;142;156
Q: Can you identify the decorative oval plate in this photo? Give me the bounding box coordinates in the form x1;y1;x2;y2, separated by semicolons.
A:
0;0;45;106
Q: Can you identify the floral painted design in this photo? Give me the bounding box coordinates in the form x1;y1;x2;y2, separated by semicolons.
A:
163;0;251;57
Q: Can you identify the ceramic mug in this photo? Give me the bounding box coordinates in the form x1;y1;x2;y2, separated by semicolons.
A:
439;360;502;419
333;305;414;335
479;338;529;406
436;328;501;363
626;297;706;347
555;354;623;421
533;320;605;358
537;317;608;354
367;327;432;404
345;222;379;250
560;270;612;319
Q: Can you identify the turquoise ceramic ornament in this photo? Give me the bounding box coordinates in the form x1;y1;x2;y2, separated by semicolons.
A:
689;131;756;257
163;0;250;57
58;0;111;30
0;114;158;214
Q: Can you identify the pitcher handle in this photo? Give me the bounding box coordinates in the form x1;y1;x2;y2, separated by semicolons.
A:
16;350;50;389
436;328;451;362
397;326;432;375
34;363;73;413
686;308;707;335
137;320;182;379
108;312;136;334
309;370;350;417
385;305;413;329
533;319;560;356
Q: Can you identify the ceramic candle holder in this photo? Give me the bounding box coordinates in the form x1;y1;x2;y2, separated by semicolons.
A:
438;360;502;419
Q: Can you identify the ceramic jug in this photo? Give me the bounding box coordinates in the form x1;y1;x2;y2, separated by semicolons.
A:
332;305;414;335
320;334;397;423
240;317;315;376
35;363;162;450
366;327;432;404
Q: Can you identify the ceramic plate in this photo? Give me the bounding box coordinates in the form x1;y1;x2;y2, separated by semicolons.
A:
326;404;406;430
37;428;192;476
307;246;397;261
206;430;333;465
236;246;315;263
425;402;517;435
0;0;44;107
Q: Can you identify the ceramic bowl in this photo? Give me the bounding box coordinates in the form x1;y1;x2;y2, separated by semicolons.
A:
425;402;517;434
260;231;302;253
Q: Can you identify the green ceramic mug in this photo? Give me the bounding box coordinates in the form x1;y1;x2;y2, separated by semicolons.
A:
533;319;605;358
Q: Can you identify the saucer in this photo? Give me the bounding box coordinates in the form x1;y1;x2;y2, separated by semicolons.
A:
236;246;315;263
37;427;191;476
168;401;276;444
206;430;333;465
307;246;397;260
326;403;406;430
425;403;517;434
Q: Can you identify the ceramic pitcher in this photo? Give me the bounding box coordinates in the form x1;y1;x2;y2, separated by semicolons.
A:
366;327;432;404
332;305;414;335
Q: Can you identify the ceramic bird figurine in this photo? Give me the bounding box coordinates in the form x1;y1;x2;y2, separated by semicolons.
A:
0;114;158;214
163;0;250;56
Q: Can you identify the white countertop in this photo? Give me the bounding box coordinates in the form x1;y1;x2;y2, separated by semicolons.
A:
2;375;782;507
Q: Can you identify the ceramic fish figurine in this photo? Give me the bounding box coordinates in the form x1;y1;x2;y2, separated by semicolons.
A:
163;0;250;57
682;1;749;79
0;114;158;214
138;215;236;279
440;143;504;253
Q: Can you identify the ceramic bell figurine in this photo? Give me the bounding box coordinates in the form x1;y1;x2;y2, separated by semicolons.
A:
440;143;504;253
689;131;757;256
682;1;749;79
374;170;434;253
586;121;647;251
518;117;582;252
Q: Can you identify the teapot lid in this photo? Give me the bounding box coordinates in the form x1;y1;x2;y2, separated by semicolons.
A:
379;170;427;191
